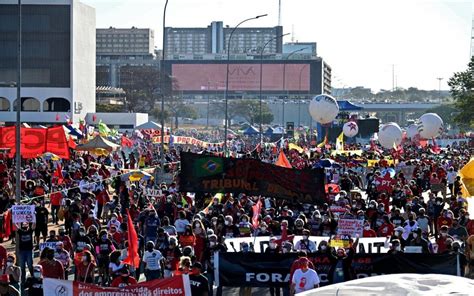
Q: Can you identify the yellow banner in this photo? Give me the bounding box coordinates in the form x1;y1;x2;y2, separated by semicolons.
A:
367;159;395;167
331;150;363;156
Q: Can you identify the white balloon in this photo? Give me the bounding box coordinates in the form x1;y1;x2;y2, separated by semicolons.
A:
406;124;419;139
378;122;403;149
308;94;339;124
418;113;443;139
342;121;359;137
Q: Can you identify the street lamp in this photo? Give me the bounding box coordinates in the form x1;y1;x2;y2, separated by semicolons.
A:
160;0;168;179
223;14;267;154
281;47;308;139
259;32;289;144
15;0;22;267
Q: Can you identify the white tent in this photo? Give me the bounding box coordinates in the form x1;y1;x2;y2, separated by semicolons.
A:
135;121;162;130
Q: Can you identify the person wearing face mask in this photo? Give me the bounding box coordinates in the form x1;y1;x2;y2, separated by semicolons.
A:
402;214;419;241
83;211;100;230
408;228;430;254
203;234;226;296
362;222;376;237
73;226;91;253
265;237;281;254
16;222;35;284
377;216;395;238
107;213;121;230
223;215;239;239
295;230;317;253
179;225;196;248
144;210;161;244
308;211;323;236
238;214;252;237
161;216;177;236
0;255;20;291
38;247;64;279
23;265;43;296
387;239;403;254
256;222;271;236
110;267;137;288
54;242;70;279
437;210;453;233
327;235;359;284
143;241;164;280
96;230;115;285
448;218;469;241
174;211;190;235
163;237;182;278
192;220;206;263
75;250;96;283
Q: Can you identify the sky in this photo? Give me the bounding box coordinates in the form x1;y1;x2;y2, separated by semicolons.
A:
82;0;473;92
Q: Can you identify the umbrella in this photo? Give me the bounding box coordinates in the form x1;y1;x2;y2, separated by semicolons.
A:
325;183;340;193
42;152;60;161
121;170;153;182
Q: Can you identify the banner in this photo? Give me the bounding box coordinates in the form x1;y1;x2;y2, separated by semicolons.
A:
43;275;192;296
217;252;460;288
367;159;395;167
179;152;326;204
12;205;36;223
337;219;364;237
224;236;389;254
0;126;70;159
153;135;224;148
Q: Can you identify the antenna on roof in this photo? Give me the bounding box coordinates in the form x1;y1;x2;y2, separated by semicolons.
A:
278;0;282;26
291;24;295;42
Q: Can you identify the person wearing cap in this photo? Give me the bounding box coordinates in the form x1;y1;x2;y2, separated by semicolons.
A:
143;241;164;281
189;262;209;296
295;230;317;253
387;239;403;254
0;254;20;291
436;225;455;253
23;265;42;296
110;267;137;288
290;251;319;295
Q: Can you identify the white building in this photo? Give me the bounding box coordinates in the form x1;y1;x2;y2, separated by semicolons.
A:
0;0;96;124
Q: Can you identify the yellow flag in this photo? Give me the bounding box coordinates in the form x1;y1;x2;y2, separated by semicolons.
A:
289;143;304;153
336;132;344;151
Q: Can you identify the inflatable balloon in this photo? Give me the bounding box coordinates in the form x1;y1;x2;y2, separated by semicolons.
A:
342;121;359;137
406;124;419;139
418;113;443;139
378;122;403;149
309;94;339;124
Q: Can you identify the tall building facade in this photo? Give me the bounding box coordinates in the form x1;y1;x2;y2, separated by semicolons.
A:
0;0;96;124
471;16;474;58
96;27;155;57
165;21;283;59
96;27;159;88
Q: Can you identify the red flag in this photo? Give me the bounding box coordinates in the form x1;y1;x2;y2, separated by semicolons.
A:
122;209;140;268
55;113;60;121
121;136;133;148
251;199;262;229
68;137;77;149
92;114;97;122
54;164;64;185
275;151;292;168
274;223;294;246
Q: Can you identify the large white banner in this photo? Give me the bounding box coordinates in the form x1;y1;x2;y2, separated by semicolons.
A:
225;236;389;253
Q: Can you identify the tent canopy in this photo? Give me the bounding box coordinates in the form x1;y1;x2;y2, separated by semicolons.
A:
264;127;274;136
135;121;162;130
242;126;259;136
337;100;363;111
75;136;120;152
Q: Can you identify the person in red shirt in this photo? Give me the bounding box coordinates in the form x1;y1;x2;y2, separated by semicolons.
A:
436;225;454;253
377;216;395;237
49;187;63;225
362;222;377;238
110;267;137;288
466;217;474;236
38;247;64;279
0;245;7;270
437;210;453;230
289;251;315;283
83;211;100;230
75;250;96;283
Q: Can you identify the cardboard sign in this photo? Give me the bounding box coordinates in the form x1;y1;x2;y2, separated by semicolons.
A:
337;218;364;237
146;188;162;198
12;205;36;223
329;234;352;248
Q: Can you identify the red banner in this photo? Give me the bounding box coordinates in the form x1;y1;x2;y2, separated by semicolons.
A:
0;126;70;159
43;275;192;296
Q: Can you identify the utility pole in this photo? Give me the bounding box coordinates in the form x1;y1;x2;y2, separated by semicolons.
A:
15;0;22;267
392;64;395;92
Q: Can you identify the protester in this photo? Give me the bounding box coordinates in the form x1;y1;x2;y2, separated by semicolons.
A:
0;255;20;291
290;257;320;295
23;265;43;296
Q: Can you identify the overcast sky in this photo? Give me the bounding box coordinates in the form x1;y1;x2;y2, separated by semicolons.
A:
82;0;473;92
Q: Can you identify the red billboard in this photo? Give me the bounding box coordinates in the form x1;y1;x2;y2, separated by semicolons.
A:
172;63;310;91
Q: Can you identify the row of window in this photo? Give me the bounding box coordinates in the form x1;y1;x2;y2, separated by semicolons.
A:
0;97;70;112
97;34;149;38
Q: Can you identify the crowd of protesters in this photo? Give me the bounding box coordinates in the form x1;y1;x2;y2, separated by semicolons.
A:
0;129;472;296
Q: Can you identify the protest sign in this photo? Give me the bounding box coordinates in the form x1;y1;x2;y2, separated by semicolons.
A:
145;188;162;198
44;275;192;296
12;205;36;223
337;218;364;237
40;242;58;251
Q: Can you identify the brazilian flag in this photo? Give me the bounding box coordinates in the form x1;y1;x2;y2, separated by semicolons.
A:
193;157;224;178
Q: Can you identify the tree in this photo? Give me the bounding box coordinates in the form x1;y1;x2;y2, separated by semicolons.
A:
425;104;459;127
165;95;198;129
96;103;124;113
447;57;474;129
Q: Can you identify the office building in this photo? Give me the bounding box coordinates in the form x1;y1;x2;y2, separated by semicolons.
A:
283;42;317;56
96;27;155;57
96;27;159;88
471;16;474;58
0;0;96;124
165;21;283;59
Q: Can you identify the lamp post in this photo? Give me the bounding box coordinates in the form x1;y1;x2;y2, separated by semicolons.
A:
206;81;211;129
15;0;22;263
224;14;267;154
160;0;168;179
259;32;289;144
281;47;307;139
